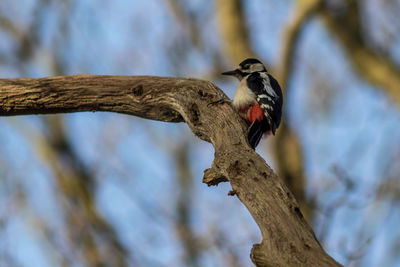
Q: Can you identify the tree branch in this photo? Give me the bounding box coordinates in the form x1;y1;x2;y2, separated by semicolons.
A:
0;75;340;266
274;0;323;224
216;0;255;63
320;1;400;108
278;0;322;89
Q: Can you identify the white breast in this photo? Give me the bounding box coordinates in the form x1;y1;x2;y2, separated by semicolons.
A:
232;77;256;109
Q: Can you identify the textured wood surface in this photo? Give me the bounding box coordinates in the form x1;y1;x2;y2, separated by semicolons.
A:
0;75;341;266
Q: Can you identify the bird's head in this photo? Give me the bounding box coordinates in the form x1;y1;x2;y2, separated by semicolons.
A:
222;58;267;81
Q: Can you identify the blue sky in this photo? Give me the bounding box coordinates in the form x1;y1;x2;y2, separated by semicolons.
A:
0;0;400;266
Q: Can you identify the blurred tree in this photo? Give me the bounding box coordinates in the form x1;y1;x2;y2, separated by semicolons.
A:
0;0;400;266
320;0;400;107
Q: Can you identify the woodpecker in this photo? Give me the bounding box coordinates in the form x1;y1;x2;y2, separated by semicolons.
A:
222;58;283;149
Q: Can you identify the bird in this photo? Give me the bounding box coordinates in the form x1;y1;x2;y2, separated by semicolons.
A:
222;58;283;149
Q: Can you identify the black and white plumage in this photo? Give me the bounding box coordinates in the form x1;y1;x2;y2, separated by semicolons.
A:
222;58;283;149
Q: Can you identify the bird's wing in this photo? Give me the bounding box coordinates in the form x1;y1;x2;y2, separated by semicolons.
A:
246;73;278;131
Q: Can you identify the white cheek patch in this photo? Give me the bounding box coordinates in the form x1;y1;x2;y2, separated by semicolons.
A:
250;63;264;72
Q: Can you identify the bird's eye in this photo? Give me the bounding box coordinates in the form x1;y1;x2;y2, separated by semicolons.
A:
243;64;250;70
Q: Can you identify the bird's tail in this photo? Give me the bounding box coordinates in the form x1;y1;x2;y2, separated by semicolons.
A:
248;119;270;149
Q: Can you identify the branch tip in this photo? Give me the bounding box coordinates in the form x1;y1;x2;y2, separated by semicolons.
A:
202;168;228;186
228;190;237;196
250;243;268;267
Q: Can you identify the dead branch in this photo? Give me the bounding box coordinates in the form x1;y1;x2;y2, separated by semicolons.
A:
0;75;341;266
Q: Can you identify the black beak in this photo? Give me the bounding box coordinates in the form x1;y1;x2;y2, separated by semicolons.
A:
221;69;239;76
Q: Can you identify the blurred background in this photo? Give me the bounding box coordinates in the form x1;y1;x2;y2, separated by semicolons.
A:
0;0;399;266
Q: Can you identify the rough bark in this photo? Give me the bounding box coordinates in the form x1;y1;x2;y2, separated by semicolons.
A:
0;75;341;266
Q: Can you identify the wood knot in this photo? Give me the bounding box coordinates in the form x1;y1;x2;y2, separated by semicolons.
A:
228;190;237;196
190;103;200;125
132;85;143;96
198;89;212;100
294;207;304;219
250;244;268;266
227;160;242;176
247;159;255;167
